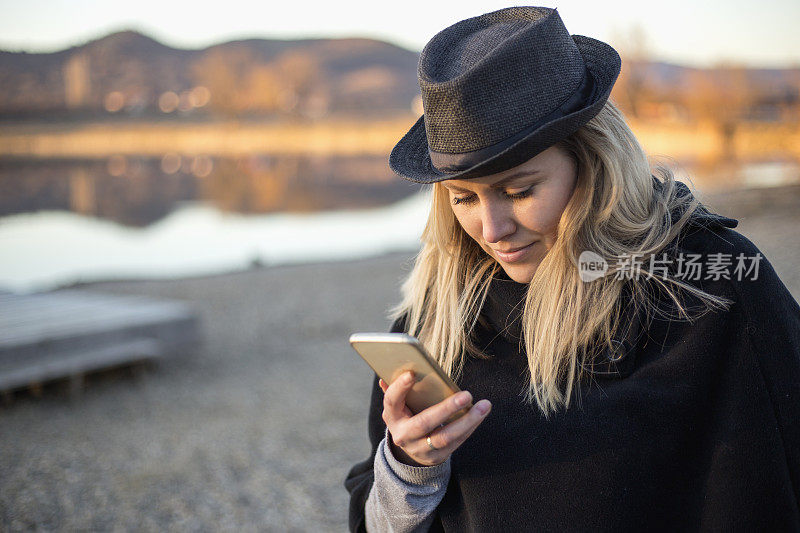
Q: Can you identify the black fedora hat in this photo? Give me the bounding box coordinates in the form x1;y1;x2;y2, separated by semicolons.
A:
389;6;621;183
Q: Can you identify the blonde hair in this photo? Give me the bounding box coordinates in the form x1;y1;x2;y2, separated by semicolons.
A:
390;100;732;417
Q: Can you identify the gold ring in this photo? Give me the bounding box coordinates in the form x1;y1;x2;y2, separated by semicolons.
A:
426;435;438;451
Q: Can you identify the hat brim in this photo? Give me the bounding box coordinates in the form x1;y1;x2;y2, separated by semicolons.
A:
389;35;621;183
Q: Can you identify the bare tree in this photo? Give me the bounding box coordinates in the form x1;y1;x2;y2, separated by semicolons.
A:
682;65;755;161
610;24;652;118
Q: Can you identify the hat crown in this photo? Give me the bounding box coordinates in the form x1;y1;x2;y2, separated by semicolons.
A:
388;6;621;183
418;7;585;154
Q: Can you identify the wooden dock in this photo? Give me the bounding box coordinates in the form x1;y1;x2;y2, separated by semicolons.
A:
0;289;201;395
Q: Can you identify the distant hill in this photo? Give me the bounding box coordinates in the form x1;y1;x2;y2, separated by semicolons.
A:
614;59;799;123
0;30;797;121
0;30;422;118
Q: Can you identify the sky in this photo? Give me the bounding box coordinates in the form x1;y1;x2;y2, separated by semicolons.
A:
1;0;799;68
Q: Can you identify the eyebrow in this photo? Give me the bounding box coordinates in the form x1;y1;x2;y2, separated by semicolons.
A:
443;170;541;192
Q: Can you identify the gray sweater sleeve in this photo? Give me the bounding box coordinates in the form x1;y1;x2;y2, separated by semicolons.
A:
365;429;451;532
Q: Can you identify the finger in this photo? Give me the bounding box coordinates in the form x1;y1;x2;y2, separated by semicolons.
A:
378;379;406;416
429;399;492;451
402;400;491;465
382;371;416;425
404;390;474;441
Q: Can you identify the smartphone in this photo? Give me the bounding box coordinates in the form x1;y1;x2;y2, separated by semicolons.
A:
349;332;471;423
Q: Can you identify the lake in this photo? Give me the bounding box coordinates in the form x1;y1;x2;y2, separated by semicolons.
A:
1;153;797;293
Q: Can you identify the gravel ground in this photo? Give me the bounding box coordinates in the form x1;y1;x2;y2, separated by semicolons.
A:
1;188;798;532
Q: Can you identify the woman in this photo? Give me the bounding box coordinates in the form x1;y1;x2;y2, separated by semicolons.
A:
345;7;800;532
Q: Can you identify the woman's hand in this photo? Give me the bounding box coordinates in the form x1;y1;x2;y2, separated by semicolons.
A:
379;372;492;467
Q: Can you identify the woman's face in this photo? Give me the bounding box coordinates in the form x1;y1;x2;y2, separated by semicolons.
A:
442;145;577;283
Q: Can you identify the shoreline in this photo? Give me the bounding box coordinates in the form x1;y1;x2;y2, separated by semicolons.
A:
0;119;795;166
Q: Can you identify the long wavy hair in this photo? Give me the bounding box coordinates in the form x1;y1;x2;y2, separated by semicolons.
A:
390;100;732;417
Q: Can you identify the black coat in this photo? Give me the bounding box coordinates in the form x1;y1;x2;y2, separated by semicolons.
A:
345;204;800;532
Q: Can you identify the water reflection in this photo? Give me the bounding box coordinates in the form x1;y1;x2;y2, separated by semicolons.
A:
0;154;421;227
0;191;431;293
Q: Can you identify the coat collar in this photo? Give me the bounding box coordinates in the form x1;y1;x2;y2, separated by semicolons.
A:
481;269;644;379
479;179;738;380
482;268;527;344
657;177;739;232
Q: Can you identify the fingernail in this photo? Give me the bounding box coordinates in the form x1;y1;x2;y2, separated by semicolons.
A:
475;400;491;415
403;372;414;384
455;391;471;407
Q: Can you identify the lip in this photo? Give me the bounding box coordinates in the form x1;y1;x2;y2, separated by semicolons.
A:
492;242;535;263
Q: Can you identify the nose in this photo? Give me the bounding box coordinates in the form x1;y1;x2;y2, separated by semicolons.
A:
481;199;515;244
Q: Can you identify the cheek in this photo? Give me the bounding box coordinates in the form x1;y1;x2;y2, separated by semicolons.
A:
452;210;485;244
520;185;574;232
516;202;560;233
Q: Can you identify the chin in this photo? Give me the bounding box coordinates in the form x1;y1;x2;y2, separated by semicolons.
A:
502;264;536;284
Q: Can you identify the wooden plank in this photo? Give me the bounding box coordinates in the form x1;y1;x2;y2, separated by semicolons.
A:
0;317;199;368
0;290;199;354
1;335;196;373
0;308;188;332
1;308;193;347
0;337;162;392
0;289;200;393
0;290;189;322
0;291;146;320
0;291;193;335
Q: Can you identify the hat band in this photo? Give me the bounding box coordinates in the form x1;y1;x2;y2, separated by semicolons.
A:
428;69;596;174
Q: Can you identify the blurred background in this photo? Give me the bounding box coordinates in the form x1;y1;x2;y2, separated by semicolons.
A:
1;0;798;530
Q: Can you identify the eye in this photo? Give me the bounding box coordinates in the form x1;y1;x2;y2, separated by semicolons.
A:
452;194;477;206
504;185;534;200
449;183;536;206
